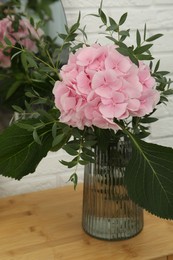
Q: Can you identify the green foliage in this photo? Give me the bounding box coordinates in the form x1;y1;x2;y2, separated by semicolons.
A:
60;128;96;170
0;112;73;179
124;131;173;219
26;0;59;21
68;173;78;190
0;119;53;179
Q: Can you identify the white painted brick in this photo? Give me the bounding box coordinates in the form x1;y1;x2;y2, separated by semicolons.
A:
63;0;151;8
151;31;173;53
0;174;57;198
147;137;173;148
66;7;173;31
35;151;83;175
153;0;173;4
0;175;12;184
149;117;173;139
153;97;173;118
152;53;173;74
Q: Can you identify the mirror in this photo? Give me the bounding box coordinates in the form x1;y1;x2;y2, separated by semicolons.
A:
19;0;67;44
44;1;67;45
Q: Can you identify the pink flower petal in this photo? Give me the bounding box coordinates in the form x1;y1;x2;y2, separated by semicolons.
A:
53;44;159;131
99;103;127;118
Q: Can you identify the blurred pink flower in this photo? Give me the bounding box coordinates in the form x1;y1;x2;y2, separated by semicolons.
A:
13;18;43;53
53;44;160;130
0;17;16;68
0;16;43;68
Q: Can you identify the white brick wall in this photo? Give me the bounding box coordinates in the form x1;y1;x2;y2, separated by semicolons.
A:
0;0;173;197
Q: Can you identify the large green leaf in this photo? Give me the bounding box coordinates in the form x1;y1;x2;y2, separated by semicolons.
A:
0;119;54;180
125;132;173;219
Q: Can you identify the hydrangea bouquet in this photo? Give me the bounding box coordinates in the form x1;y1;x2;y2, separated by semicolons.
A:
53;44;159;131
0;15;43;68
0;1;173;220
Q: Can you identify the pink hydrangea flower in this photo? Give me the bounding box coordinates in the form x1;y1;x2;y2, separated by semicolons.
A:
12;18;43;53
0;16;43;68
0;17;16;68
53;44;160;130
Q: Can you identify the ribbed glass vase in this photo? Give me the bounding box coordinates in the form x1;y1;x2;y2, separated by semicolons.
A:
82;137;143;240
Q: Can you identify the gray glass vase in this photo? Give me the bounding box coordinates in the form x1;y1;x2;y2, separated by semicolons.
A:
82;137;143;240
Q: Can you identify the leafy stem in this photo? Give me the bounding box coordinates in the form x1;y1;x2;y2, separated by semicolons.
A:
6;43;60;78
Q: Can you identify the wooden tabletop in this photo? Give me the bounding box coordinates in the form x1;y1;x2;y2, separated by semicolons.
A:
0;184;173;260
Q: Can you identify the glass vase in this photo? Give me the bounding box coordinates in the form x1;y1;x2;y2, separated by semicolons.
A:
82;137;143;240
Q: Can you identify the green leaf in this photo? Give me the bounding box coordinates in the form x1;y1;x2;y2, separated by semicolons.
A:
27;56;38;68
21;52;28;72
146;33;163;42
70;23;79;34
83;140;97;147
128;53;139;66
136;29;141;46
116;47;139;66
33;129;42;145
51;129;71;152
105;36;119;44
3;36;12;46
157;71;170;76
136;131;150;139
82;147;95;157
11;50;22;60
12;105;24;113
16;123;35;131
143;23;147;41
66;33;78;42
70;12;80;33
119;12;128;26
160;96;168;103
66;140;80;150
125;132;173;219
120;34;129;42
52;122;57;139
65;24;69;33
68;173;78;190
30;17;35;27
72;128;82;138
80;153;95;163
163;89;173;95
60;158;78;168
119;30;130;37
79;160;89;166
0;119;53;180
140;117;158;123
116;47;130;56
108;17;119;32
6;81;22;99
25;91;37;98
52;133;65;147
0;42;4;48
98;8;107;25
134;44;153;54
137;54;154;60
58;33;67;40
63;144;79;156
149;61;153;70
154;60;160;72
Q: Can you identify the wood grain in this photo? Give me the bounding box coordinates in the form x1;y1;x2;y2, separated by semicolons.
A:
0;184;173;260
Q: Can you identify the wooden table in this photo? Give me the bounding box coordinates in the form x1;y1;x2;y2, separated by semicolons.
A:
0;184;173;260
